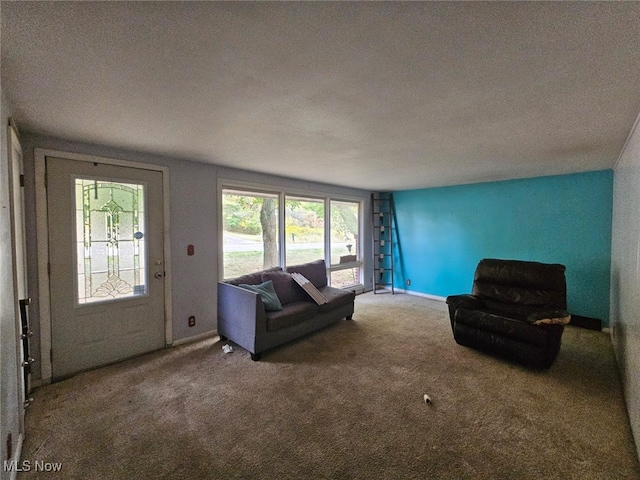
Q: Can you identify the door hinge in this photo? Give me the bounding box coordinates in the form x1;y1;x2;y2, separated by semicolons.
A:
19;174;24;187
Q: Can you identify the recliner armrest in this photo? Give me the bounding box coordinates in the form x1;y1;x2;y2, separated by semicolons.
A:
446;294;484;310
454;308;552;348
445;294;485;330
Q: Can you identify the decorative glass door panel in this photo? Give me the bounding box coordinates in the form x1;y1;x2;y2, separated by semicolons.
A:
74;178;147;305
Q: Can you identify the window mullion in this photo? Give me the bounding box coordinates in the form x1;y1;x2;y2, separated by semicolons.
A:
324;197;331;283
279;191;286;268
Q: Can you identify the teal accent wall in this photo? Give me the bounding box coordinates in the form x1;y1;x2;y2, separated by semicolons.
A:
393;171;613;324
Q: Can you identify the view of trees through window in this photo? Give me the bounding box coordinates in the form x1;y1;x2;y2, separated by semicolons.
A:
222;188;361;287
222;190;279;278
330;200;360;287
330;200;359;264
285;196;325;266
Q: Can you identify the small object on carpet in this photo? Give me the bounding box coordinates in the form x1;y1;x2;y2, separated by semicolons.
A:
222;344;234;354
423;393;432;404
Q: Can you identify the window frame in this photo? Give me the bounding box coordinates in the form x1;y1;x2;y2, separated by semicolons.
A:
218;179;364;288
284;193;326;268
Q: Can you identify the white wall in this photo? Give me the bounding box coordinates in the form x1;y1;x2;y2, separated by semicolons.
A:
21;133;372;382
611;113;640;460
1;84;24;474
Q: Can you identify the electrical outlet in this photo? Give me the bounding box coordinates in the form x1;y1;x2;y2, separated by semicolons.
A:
188;316;195;327
406;279;411;286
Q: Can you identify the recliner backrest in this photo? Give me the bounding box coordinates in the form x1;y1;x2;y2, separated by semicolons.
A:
471;259;567;309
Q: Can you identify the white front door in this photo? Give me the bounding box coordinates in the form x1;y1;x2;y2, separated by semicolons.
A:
47;157;166;379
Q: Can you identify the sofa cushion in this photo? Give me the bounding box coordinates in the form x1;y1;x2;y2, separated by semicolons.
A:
317;286;355;313
226;266;282;286
266;301;319;331
238;280;282;311
262;270;307;305
286;259;327;288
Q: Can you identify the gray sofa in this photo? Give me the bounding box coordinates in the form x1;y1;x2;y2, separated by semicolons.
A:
217;259;355;360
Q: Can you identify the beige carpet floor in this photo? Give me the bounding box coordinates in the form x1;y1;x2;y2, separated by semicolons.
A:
19;293;640;479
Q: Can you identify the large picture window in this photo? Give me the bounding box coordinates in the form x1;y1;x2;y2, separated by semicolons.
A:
329;199;360;288
285;196;325;266
221;184;363;288
222;189;279;279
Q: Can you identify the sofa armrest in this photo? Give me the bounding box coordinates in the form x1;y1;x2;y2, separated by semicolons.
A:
217;282;268;346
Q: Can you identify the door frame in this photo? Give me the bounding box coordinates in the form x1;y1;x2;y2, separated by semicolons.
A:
35;148;172;383
7;124;27;442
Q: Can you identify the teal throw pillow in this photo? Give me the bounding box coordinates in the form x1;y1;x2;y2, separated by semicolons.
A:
238;280;283;311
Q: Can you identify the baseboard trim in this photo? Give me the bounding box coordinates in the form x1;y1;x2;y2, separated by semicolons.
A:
31;377;51;388
569;314;603;331
393;289;447;302
395;292;611;333
30;335;219;386
171;331;218;347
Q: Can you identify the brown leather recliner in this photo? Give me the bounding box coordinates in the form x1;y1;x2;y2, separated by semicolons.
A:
446;259;569;369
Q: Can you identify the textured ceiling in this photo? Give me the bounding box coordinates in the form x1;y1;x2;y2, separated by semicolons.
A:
2;2;640;190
